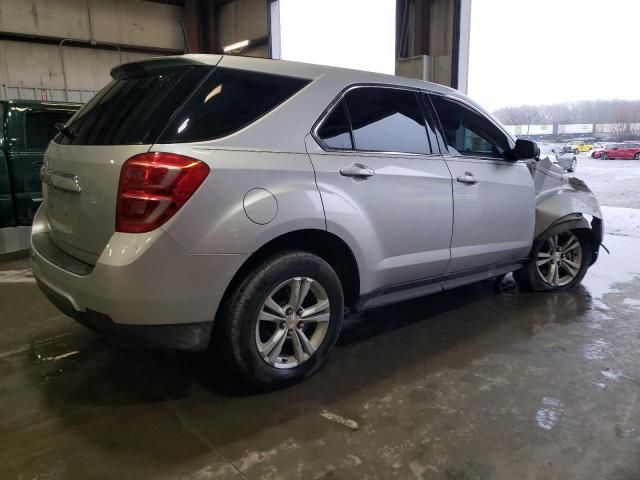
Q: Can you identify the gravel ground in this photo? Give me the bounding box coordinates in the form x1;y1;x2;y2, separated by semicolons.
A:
571;153;640;209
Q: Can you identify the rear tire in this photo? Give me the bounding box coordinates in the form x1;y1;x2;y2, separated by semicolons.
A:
514;225;593;292
216;250;344;389
634;152;640;160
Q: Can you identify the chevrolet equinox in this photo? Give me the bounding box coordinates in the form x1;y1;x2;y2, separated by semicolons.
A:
31;55;603;387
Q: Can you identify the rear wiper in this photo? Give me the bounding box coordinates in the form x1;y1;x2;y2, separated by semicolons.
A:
55;123;77;141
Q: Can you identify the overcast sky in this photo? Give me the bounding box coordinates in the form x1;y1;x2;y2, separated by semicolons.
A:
468;0;640;111
278;0;638;113
279;0;395;74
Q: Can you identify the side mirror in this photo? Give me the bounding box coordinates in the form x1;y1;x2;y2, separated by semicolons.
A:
511;139;539;160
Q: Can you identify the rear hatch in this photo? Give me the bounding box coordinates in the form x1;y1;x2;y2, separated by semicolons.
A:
42;58;218;264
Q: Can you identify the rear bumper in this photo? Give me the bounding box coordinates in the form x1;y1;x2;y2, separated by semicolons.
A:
37;278;212;351
31;220;248;351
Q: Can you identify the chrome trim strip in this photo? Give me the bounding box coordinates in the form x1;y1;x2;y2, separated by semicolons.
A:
40;167;82;193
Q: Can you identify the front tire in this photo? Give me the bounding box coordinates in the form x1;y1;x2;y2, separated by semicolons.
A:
601;153;609;160
514;225;593;292
216;251;344;389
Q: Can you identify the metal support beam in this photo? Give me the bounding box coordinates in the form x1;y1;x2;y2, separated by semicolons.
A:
184;0;201;53
451;0;460;89
412;0;430;56
201;0;217;53
396;0;470;91
396;0;431;59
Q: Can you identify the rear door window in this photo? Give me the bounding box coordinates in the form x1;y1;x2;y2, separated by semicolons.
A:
57;66;209;145
25;110;74;149
344;87;432;155
158;68;310;143
317;101;353;150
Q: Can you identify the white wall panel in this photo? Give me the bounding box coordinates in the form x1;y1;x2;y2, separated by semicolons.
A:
0;40;156;93
0;0;90;40
91;0;184;50
0;0;182;97
0;0;183;50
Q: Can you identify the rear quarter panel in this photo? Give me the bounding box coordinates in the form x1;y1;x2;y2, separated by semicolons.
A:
154;146;326;254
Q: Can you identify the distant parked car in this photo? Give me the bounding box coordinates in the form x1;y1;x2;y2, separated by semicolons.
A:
592;144;621;158
1;100;81;249
597;143;640;160
565;141;593;154
539;145;577;172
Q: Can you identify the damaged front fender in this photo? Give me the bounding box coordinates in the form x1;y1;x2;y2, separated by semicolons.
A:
531;157;604;262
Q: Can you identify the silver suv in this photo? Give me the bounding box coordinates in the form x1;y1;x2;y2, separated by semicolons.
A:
31;55;603;388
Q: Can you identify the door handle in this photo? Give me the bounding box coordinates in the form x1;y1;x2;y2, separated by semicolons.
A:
456;172;478;184
340;163;375;178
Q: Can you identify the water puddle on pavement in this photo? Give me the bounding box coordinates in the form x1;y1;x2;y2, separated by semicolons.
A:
0;269;35;283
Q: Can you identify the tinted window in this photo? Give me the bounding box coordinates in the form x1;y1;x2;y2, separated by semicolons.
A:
345;87;431;154
317;100;353;149
430;94;510;159
25;110;74;149
159;68;310;143
57;66;208;145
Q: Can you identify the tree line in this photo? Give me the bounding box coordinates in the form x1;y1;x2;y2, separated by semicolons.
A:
493;99;640;140
493;99;640;126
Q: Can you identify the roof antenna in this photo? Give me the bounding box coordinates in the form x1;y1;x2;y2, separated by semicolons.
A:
180;18;191;53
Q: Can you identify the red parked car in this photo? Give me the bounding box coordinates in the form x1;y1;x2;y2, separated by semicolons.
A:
596;143;640;160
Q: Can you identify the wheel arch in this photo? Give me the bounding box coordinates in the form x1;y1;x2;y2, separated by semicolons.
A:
216;229;361;318
535;213;603;266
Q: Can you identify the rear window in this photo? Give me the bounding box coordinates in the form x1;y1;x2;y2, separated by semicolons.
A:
56;66;209;145
157;68;310;143
25;110;74;149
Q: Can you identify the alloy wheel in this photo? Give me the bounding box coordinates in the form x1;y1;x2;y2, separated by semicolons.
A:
255;277;331;369
535;232;583;287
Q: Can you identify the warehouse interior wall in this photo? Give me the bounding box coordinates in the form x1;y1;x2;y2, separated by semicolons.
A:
0;0;184;98
0;0;469;98
0;41;157;93
395;0;471;91
216;0;269;57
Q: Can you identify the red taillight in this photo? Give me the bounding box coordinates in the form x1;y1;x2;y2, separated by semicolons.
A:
116;152;209;233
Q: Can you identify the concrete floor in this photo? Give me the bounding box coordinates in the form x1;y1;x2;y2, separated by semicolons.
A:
1;155;640;479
